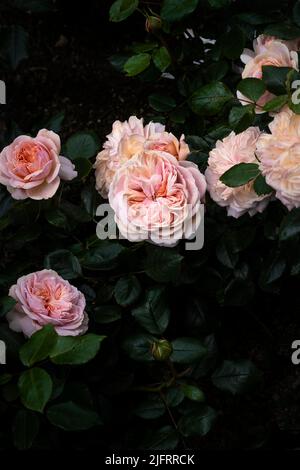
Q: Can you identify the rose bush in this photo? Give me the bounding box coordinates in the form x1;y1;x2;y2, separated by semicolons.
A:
2;0;300;452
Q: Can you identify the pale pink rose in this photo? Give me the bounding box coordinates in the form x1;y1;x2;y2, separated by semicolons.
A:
0;129;77;200
108;150;206;246
238;35;299;113
256;107;300;209
93;116;189;198
205;127;270;218
6;269;88;338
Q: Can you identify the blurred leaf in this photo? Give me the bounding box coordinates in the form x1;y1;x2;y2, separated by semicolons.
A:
264;23;300;40
212;360;262;394
279;208;300;240
170;337;207;364
114;275;141;307
148;93;176;112
65;132;100;160
47;401;101;430
181;384;205;402
222;26;245;60
189;82;233;116
109;0;138;22
0;296;16;318
132;287;170;335
161;0;199;22
44;249;82;279
122;333;155;361
13;410;39;450
179;405;217;436
145;246;183;282
94;305;122;323
18;368;53;413
141;425;179;450
44;112;65;133
228;105;255;132
82;241;125;270
0;25;28;69
134;394;165;419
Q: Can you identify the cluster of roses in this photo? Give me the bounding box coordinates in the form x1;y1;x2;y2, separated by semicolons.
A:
1;34;300;340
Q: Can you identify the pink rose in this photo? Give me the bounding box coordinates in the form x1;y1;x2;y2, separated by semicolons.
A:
205;127;270;218
0;129;77;200
93;116;189;198
6;269;88;337
256;107;300;209
108;150;206;246
238;35;299;113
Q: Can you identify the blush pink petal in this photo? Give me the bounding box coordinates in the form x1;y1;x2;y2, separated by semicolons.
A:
58;156;78;180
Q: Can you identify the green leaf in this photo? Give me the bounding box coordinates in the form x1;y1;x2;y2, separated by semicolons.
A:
44;249;82;280
237;78;266;102
60;201;91;223
170;337;207;364
122;333;155;362
50;334;105;365
47;401;101;430
12;0;54;12
263;94;288;112
264;23;300;40
18;368;53;413
212;359;262;395
208;0;231;7
0;25;28;69
109;0;138;22
259;253;286;285
220;163;260;187
0;296;16;318
228;105;255;132
19;325;57;367
114;275;141;307
94;304;122;323
65;132;100;160
145;246;183;282
148;93;176;112
131;287;170;335
152;46;171;72
44;112;65;133
253;174;273;196
45;209;68;229
262;66;293;95
179;405;218;437
181;384;205;402
279;208;300;240
222;26;245;60
82;241;125;270
74;158;93;179
124;53;151;76
294;1;300;27
142;425;179;450
134;394;165;419
161;0;199;22
189;82;233;116
13;410;39;450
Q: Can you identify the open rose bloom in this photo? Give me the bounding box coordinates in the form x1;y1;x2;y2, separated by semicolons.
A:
94;116;190;198
108;150;206;246
238;35;299;112
0;129;77;200
257;107;300;210
6;270;88;337
205;127;270;218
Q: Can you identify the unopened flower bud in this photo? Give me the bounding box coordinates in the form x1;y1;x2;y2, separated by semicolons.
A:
146;16;162;33
151;339;173;361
